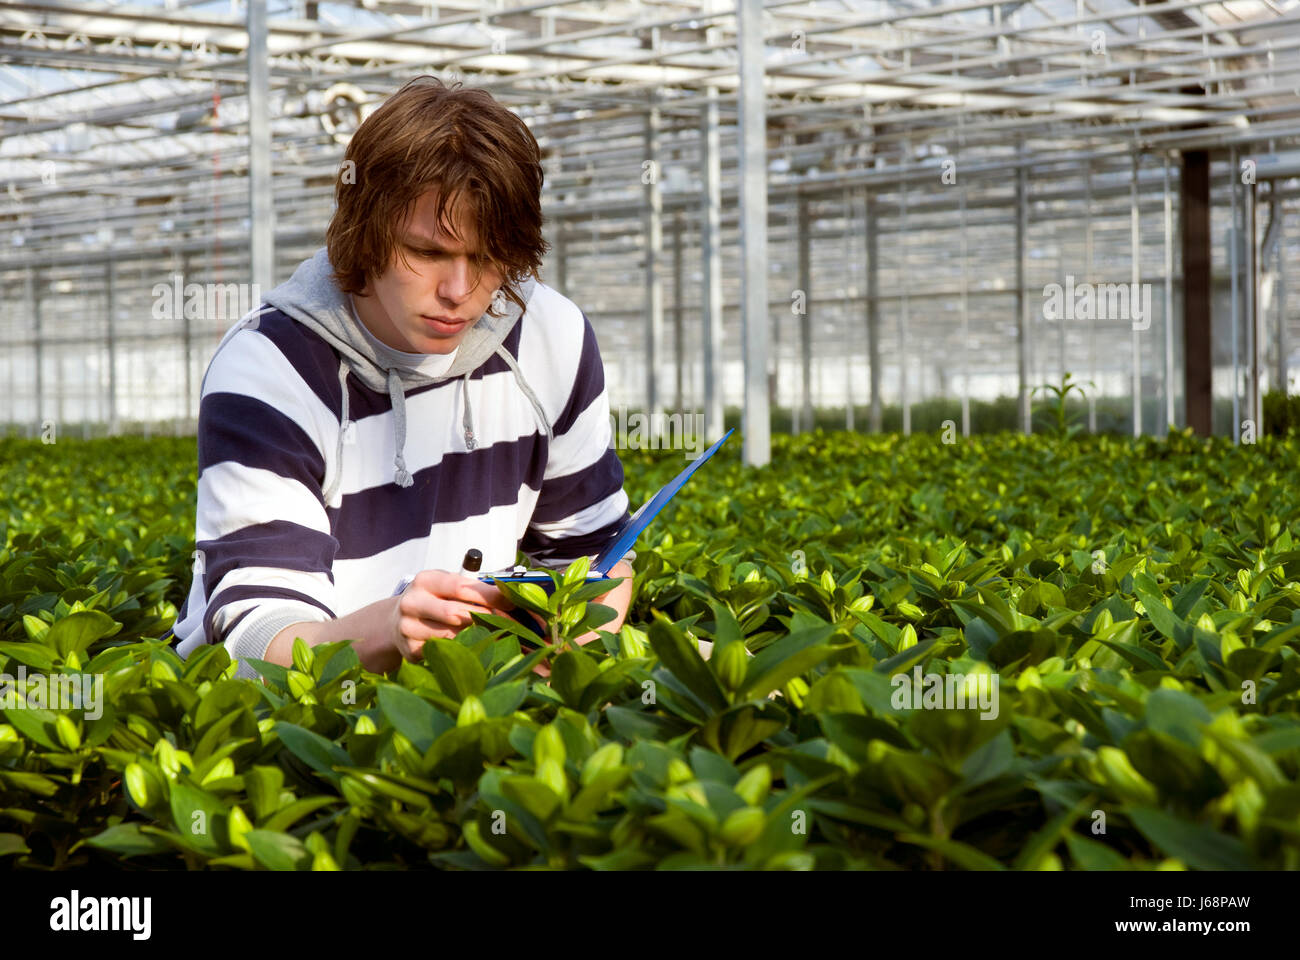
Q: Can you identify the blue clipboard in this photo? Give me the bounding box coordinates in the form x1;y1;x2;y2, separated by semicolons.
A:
486;426;735;587
392;427;734;640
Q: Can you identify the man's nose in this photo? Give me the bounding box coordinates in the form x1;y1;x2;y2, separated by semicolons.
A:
438;257;478;301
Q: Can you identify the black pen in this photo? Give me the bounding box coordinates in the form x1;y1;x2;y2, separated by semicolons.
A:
390;548;483;597
459;548;483;579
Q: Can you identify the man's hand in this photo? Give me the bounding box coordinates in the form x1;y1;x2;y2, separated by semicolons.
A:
386;569;513;664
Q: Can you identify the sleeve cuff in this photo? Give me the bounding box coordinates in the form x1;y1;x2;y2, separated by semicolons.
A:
223;603;335;680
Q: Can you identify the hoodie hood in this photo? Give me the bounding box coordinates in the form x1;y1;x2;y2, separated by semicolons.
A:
228;247;552;502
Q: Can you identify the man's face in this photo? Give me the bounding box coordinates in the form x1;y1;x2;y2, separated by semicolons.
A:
352;188;504;355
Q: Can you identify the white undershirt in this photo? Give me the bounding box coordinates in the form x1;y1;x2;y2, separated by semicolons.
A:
349;294;460;377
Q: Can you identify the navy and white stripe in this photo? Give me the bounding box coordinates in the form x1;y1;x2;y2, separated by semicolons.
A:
170;281;632;675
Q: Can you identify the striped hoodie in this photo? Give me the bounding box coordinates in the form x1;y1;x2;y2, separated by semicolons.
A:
169;247;634;677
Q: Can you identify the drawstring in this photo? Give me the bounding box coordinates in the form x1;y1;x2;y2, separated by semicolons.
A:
495;346;554;444
386;368;414;488
458;350;554;455
324;362;350;506
461;372;477;450
331;346;556;495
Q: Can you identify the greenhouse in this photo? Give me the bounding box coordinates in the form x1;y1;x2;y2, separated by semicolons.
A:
1;0;1298;886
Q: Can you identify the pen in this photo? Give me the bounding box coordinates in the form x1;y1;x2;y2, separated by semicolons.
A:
390;548;482;597
459;548;483;578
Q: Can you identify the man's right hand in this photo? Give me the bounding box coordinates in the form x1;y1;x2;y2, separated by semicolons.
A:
387;569;514;663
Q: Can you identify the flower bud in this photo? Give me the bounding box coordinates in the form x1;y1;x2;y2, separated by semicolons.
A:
154;739;181;780
715;642;749;693
457;695;487;727
619;625;648;659
581;742;624;786
287;670;314;700
897;601;924;621
783;676;810;709
463;820;510;867
719;806;766;846
733;764;772;806
124;762;153;808
536;757;568;799
55;715;81;750
666;758;694;786
227;805;253;852
533;724;566;767
201;757;235;786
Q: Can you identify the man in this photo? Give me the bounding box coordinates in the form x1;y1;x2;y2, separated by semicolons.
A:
169;76;635;677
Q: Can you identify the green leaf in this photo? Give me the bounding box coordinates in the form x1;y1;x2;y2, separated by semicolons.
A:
500;774;563;824
338;770;433;810
647;612;729;714
1144;688;1211;749
1094;638;1167;672
377;683;452;753
706;601;744;650
1132;573;1181;641
874;635;939;676
566;577;623;605
0;770;60;797
576;659;643;713
470;611;545;644
1063;831;1131;870
275;722;350;786
485;646;548;687
83;824;171;858
261;796;341;832
897;832;1007;871
423;638;487;702
563;555;591;587
739;633;836;700
480;680;528;717
21;615;49;644
551;649;601;710
1129;807;1258;870
699;702;787;762
605;705;693;742
45;610;119;656
0;642;54;671
243;766;287;821
688;746;740;785
2;703;61;751
495;580;554;617
167;780;225;854
244;829;311;871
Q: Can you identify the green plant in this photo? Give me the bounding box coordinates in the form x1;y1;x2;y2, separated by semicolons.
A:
1;431;1299;870
1031;372;1095;439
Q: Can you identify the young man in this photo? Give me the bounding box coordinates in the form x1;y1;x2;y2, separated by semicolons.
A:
168;76;635;677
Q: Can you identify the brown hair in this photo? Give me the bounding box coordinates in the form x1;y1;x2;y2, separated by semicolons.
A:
326;75;550;318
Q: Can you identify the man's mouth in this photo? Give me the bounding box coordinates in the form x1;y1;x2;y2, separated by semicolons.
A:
422;314;468;333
